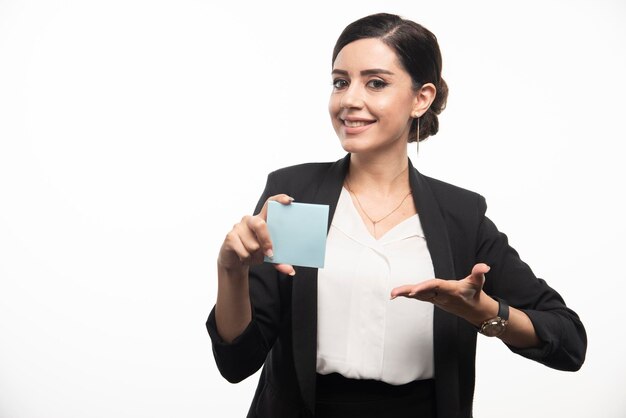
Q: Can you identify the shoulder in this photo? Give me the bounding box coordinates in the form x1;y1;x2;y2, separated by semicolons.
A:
421;174;484;205
268;161;335;182
420;173;488;218
264;157;347;198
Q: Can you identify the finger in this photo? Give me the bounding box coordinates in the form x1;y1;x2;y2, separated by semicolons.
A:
390;284;417;299
228;230;253;264
243;215;273;257
255;194;295;258
234;226;275;266
390;280;440;300
392;287;439;301
472;263;490;275
466;263;490;288
258;194;295;220
236;218;261;251
392;277;454;301
273;263;296;276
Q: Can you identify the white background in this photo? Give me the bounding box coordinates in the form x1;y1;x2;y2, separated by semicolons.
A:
1;0;625;417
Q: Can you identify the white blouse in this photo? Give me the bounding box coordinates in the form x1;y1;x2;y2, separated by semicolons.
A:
316;187;435;385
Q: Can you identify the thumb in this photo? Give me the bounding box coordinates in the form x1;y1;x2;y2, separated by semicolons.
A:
259;194;295;220
466;263;490;288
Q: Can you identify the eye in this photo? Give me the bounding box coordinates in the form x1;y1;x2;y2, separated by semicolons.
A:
332;78;349;90
367;79;388;89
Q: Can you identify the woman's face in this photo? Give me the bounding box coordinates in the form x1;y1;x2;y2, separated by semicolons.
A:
329;38;418;156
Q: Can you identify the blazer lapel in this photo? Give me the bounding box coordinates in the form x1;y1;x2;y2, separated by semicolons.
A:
291;155;349;415
292;155;459;416
409;159;460;418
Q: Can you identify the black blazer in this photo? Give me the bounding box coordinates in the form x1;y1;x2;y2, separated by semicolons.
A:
207;154;586;418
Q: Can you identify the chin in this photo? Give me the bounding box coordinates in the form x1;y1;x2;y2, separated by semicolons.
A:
340;134;387;153
338;137;365;154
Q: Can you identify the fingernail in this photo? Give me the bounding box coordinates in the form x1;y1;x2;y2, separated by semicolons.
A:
287;196;295;202
265;249;274;258
289;269;296;276
408;292;416;297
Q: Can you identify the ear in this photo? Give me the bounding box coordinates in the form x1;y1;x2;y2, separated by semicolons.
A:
411;83;437;117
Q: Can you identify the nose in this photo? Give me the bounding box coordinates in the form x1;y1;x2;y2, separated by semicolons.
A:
339;85;364;109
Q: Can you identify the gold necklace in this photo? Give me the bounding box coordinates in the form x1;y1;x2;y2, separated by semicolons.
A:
344;171;412;236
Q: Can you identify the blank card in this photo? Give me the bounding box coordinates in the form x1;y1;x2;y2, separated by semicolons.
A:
264;201;329;268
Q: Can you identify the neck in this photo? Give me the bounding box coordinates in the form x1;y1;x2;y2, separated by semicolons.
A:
347;149;410;196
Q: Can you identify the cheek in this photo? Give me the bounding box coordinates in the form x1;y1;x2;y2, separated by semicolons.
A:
328;96;341;131
375;96;412;123
374;101;401;123
328;94;341;114
328;96;343;123
372;94;398;112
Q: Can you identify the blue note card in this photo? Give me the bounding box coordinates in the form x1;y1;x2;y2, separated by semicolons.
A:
264;201;329;268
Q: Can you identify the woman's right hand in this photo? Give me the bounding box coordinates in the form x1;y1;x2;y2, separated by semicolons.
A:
217;194;296;276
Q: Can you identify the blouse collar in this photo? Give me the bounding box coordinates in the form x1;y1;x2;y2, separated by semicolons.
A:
331;187;424;248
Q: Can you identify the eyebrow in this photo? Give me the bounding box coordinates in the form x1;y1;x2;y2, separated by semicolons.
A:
331;68;395;76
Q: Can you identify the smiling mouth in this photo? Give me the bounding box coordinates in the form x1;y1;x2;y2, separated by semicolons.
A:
343;120;375;127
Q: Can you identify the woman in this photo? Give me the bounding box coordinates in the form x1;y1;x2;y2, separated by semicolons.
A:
207;13;586;418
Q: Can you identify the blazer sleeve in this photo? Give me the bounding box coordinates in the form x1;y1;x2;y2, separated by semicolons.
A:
475;196;587;371
206;172;284;383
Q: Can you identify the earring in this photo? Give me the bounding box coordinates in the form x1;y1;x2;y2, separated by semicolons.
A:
413;114;421;155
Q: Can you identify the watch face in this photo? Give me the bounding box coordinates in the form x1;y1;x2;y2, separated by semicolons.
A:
481;318;506;337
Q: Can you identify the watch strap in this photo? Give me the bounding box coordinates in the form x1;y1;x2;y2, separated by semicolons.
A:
476;297;510;337
495;297;510;321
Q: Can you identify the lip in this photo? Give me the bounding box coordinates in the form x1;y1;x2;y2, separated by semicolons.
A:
340;116;376;135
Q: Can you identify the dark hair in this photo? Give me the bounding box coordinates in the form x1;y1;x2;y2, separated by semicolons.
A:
332;13;448;142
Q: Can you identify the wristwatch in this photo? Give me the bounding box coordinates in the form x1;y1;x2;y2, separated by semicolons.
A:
478;298;509;337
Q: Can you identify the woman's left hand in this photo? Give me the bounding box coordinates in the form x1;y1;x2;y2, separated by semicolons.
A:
390;263;497;326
